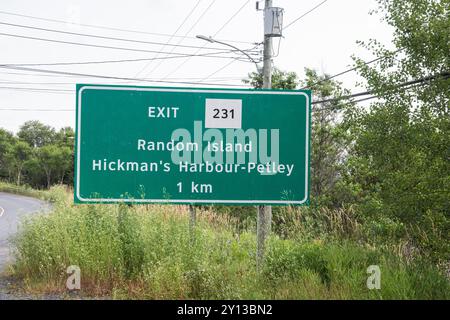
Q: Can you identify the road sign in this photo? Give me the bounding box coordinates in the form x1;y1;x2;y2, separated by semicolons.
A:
75;85;310;205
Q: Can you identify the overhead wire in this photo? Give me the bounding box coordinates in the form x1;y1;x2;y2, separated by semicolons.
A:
197;59;238;83
311;71;450;111
0;65;252;87
283;0;329;30
162;0;252;80
0;108;74;111
2;49;257;67
0;21;236;51
134;0;203;77
301;49;404;90
1;72;447;112
143;0;218;77
0;31;258;57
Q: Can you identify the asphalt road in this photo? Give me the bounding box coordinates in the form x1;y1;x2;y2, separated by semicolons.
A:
0;192;50;272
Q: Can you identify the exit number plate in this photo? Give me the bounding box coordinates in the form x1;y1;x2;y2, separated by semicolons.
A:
205;98;242;128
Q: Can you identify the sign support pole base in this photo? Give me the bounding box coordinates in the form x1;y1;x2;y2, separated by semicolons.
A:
257;204;272;269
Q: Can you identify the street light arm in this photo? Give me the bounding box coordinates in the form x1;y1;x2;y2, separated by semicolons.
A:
196;35;261;73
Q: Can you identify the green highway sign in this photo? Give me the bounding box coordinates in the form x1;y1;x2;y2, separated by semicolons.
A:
75;85;311;205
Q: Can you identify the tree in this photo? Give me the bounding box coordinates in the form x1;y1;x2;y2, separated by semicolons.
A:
55;146;73;184
344;0;449;259
0;129;15;180
37;145;61;188
23;155;46;188
10;141;32;185
301;69;352;206
1;122;75;189
55;127;75;148
243;68;298;89
18;120;56;148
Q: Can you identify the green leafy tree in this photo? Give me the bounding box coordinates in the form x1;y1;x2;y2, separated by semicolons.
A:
345;0;449;260
54;127;75;185
18;120;56;148
9;141;32;185
0;129;15;180
243;68;298;89
301;69;352;206
55;127;75;148
23;155;46;187
37;144;62;188
1;122;75;188
55;146;73;184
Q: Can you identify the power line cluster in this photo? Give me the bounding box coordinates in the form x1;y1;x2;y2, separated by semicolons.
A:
136;0;218;78
301;49;404;90
0;64;251;87
163;0;253;81
2;72;447;112
0;2;257;90
0;2;435;116
0;21;239;51
312;71;450;111
134;0;205;77
0;32;258;60
284;0;329;30
0;9;253;44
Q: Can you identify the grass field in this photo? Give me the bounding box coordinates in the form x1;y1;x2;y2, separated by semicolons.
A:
9;185;450;299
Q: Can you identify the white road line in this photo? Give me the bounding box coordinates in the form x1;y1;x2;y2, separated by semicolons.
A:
0;206;4;218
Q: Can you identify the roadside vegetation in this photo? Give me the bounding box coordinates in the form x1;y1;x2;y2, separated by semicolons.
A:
0;181;50;201
11;186;449;299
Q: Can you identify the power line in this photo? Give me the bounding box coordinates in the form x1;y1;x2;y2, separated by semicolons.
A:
144;0;218;77
0;70;245;81
0;77;245;85
2;49;256;68
0;94;378;113
312;73;448;112
2;73;447;112
311;71;450;106
284;0;329;30
0;70;79;78
215;0;250;36
0;108;74;111
163;0;251;79
313;95;378;112
0;21;235;52
0;31;258;57
0;10;254;44
198;59;237;82
194;31;266;83
135;0;203;77
0;86;72;94
0;85;71;91
0;65;252;87
302;49;404;90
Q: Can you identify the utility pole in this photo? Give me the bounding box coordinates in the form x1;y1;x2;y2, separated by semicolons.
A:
262;0;273;89
196;1;282;269
257;0;274;269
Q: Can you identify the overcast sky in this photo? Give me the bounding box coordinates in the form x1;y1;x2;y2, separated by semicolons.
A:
0;0;393;133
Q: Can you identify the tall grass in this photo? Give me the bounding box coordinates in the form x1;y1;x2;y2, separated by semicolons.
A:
12;186;450;299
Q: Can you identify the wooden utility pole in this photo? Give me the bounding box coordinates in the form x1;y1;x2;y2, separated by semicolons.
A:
257;0;273;269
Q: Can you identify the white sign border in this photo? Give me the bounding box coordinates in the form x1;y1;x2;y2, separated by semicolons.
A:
76;86;309;204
